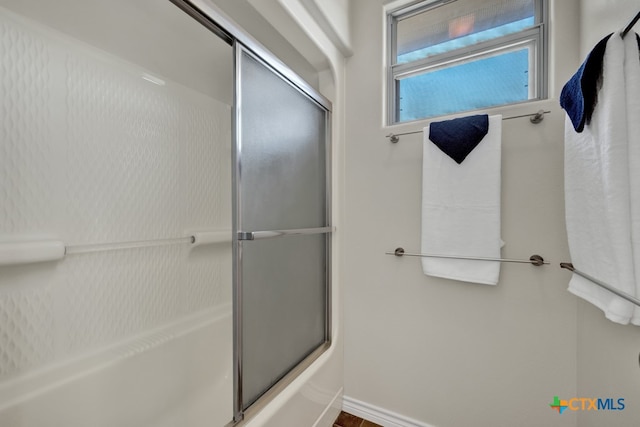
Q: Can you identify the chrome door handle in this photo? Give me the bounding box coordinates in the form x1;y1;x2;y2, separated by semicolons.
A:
237;226;334;241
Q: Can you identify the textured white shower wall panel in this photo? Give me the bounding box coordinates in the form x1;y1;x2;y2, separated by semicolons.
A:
62;42;231;243
0;5;232;423
0;11;57;236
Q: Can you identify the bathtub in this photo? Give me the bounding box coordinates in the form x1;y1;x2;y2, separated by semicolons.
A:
0;305;233;427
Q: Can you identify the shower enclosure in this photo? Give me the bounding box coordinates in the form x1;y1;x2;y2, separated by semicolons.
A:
0;0;332;425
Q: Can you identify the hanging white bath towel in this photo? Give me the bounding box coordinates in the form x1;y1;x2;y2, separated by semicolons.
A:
564;32;640;325
421;115;502;285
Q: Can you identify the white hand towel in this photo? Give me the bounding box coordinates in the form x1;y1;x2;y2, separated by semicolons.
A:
421;115;502;285
564;32;640;324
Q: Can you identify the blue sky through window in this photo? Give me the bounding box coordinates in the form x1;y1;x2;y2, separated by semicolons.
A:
398;48;529;121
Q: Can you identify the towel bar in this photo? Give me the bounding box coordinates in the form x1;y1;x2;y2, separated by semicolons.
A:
386;110;550;143
560;263;640;307
621;11;640;38
386;247;547;266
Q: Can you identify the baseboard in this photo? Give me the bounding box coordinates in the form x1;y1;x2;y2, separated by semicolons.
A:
342;396;436;427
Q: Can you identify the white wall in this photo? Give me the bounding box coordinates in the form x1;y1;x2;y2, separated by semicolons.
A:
343;1;581;426
575;2;640;426
213;0;321;89
299;0;352;57
579;0;638;55
309;0;350;49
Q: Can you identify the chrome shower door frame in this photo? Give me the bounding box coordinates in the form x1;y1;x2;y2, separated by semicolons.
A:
232;42;332;423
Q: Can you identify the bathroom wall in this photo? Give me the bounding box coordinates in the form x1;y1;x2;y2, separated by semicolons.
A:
306;0;351;50
574;2;640;426
212;0;321;90
297;0;352;57
343;1;581;426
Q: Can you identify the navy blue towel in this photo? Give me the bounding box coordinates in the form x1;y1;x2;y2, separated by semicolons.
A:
429;114;489;164
560;34;612;133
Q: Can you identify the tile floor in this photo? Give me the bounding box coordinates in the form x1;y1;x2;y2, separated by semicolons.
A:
333;411;382;427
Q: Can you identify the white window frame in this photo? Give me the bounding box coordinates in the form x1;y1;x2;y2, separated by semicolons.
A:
387;0;548;125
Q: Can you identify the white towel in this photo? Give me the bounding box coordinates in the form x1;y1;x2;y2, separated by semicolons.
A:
564;32;640;324
421;115;502;285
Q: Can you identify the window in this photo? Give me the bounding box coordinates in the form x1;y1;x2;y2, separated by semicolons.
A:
388;0;547;124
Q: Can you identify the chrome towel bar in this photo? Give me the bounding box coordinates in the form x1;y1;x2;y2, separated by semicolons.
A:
621;11;640;38
386;110;550;143
560;263;640;307
386;247;547;266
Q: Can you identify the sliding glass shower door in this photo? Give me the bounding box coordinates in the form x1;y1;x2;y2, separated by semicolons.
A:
233;44;332;420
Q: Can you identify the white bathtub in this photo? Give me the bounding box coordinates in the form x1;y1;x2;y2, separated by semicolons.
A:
0;306;234;427
0;302;343;427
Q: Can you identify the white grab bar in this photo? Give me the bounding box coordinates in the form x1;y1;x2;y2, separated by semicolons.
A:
191;230;232;247
0;240;65;266
0;230;231;267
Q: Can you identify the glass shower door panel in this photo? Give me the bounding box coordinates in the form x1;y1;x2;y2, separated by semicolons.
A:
235;46;330;414
241;234;327;408
238;51;327;231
